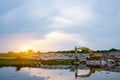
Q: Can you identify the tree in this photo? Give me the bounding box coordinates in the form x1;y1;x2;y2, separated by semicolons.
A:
109;48;117;51
28;49;33;54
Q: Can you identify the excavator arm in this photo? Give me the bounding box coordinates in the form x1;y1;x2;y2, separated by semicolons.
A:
75;46;102;59
78;47;94;56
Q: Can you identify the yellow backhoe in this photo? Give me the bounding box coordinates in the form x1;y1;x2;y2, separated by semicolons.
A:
75;47;102;60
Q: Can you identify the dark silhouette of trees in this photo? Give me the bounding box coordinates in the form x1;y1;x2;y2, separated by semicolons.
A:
109;48;117;51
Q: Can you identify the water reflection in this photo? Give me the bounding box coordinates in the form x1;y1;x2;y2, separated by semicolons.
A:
0;64;120;80
75;64;102;78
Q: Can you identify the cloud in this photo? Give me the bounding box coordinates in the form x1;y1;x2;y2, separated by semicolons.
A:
0;0;120;52
48;0;96;28
0;31;87;52
1;0;55;24
21;31;87;51
48;16;74;28
1;0;96;29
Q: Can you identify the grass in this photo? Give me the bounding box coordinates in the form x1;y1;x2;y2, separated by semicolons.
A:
0;59;41;66
41;59;75;65
0;59;75;66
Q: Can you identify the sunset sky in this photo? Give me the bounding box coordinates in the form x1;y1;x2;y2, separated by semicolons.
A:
0;0;120;52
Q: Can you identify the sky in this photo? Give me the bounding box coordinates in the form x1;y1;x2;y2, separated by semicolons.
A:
0;0;120;52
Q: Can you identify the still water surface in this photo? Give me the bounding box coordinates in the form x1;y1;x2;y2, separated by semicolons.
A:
0;66;119;80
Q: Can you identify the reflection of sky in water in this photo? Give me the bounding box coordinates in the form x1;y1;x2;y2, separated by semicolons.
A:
0;67;120;80
0;67;45;80
21;67;75;80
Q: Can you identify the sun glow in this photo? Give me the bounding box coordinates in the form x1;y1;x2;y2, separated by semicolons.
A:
21;45;30;51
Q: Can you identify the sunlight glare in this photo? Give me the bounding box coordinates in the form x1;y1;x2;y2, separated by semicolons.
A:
22;45;30;51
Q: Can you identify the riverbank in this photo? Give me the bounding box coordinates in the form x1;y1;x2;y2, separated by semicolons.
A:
0;50;120;61
0;50;120;67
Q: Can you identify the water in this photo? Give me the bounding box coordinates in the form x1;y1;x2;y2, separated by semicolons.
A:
0;66;120;80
